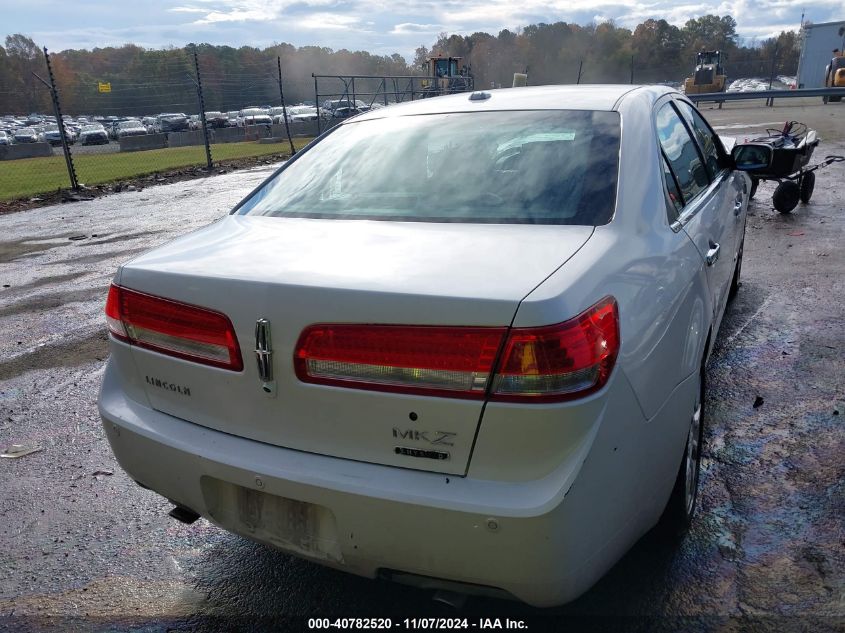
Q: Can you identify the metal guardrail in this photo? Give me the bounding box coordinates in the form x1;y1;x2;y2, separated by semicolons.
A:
687;87;845;104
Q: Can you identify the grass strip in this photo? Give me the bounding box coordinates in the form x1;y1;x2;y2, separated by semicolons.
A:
0;138;311;201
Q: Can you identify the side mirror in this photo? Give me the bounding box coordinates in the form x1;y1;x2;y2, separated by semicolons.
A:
731;143;773;172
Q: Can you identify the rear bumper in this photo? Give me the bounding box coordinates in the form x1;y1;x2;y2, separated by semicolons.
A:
99;355;695;607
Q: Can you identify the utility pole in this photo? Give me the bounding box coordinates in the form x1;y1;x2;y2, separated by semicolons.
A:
192;46;213;169
313;74;321;135
34;48;78;191
630;55;635;84
767;42;779;107
277;57;296;156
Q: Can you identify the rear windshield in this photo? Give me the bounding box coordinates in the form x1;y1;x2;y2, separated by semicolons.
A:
238;110;620;225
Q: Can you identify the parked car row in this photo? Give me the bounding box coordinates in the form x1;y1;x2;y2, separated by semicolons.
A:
1;114;104;146
79;124;110;146
2;115;60;145
320;99;388;120
1;103;331;147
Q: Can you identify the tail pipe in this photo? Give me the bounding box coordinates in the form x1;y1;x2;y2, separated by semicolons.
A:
168;505;201;524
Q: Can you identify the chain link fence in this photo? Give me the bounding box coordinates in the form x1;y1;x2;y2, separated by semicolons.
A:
0;48;800;206
1;48;310;205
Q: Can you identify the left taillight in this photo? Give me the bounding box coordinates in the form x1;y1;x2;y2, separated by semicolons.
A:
105;284;243;371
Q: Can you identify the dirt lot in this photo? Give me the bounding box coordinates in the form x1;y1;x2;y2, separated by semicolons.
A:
0;100;843;632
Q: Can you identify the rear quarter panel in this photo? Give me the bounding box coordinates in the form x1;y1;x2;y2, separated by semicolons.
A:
509;88;712;421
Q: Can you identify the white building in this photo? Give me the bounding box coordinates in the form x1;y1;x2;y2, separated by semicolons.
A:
796;20;845;88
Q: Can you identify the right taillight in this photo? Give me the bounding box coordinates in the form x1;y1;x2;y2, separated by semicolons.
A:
490;296;619;403
292;297;618;403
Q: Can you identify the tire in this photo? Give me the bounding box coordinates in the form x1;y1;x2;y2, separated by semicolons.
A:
823;96;829;104
772;180;800;213
831;96;843;103
800;171;815;204
729;236;743;300
749;176;759;199
662;368;705;531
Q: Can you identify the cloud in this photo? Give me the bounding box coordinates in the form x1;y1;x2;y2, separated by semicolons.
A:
193;10;269;24
297;12;363;30
391;23;443;34
178;0;281;24
5;0;841;60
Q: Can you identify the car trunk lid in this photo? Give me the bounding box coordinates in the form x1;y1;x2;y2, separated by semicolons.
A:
118;216;593;475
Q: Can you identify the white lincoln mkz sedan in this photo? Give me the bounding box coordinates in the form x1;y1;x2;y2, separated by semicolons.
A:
99;85;750;607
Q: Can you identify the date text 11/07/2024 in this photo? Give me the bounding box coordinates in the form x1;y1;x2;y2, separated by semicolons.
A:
307;618;529;630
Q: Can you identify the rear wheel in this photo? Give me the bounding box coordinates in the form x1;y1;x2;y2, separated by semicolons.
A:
800;171;815;204
662;368;705;530
772;180;800;213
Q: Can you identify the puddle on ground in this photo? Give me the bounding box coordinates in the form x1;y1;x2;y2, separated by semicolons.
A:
87;230;166;247
0;272;90;294
0;286;108;319
53;247;149;266
0;237;76;264
0;330;108;381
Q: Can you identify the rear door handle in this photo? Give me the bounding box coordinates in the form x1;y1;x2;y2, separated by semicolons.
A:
706;242;720;266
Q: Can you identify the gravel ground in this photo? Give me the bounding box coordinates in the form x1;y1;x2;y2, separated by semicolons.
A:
0;102;843;633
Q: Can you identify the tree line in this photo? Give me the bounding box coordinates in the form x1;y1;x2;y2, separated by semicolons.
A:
420;16;800;88
0;15;801;116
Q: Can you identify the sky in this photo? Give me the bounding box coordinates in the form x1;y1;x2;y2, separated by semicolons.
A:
3;0;842;61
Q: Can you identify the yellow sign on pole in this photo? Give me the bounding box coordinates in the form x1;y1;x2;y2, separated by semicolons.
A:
98;82;111;93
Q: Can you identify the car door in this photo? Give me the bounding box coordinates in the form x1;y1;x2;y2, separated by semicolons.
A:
654;99;735;336
674;98;747;307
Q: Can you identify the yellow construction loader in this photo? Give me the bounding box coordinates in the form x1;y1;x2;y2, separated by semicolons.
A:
684;50;727;96
823;55;845;103
420;56;473;96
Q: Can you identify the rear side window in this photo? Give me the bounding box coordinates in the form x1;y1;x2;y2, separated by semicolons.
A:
655;103;709;204
661;154;684;218
238;110;621;225
676;101;722;179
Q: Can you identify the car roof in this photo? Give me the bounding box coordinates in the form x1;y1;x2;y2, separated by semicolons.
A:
352;84;677;122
